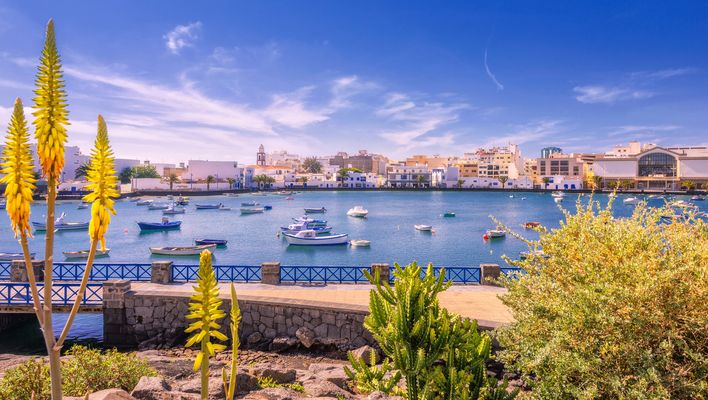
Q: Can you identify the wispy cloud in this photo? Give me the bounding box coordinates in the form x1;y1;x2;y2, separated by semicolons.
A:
607;124;680;137
484;120;563;148
629;67;696;81
164;22;202;55
484;48;504;91
573;86;653;104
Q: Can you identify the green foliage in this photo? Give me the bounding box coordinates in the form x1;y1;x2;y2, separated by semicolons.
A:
302;156;322;173
344;350;402;395
256;377;304;393
497;176;509;188
361;262;508;400
0;346;156;400
118;167;133;184
185;250;227;400
74;162;90;180
496;199;708;399
131;165;160;179
681;180;696;190
252;174;275;189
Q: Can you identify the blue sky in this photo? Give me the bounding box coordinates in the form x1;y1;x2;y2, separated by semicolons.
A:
0;1;707;163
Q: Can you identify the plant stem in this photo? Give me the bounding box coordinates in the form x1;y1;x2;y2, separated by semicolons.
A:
201;337;209;400
55;239;98;349
43;177;62;400
20;233;44;326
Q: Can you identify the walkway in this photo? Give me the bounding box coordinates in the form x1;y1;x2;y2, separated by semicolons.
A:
130;282;513;328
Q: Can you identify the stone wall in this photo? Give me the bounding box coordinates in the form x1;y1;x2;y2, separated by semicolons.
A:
104;283;374;350
0;313;33;334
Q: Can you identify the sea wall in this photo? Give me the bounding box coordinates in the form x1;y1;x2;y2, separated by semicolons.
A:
103;281;374;350
0;313;33;334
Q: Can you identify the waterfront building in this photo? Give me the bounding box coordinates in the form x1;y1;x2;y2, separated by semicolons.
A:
187;160;240;182
257;144;266;166
592;143;708;190
536;153;587;187
266;150;302;171
244;165;293;189
524;159;539;185
339;171;379;188
459;176;533;189
540;146;563;158
299;173;338;188
404;154;456;169
455;161;479;178
329;150;388;175
386;164;432;188
143;162;176;177
475;144;525;179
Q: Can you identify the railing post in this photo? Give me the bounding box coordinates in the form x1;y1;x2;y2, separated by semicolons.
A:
261;262;281;285
103;280;131;346
370;263;390;284
480;263;501;286
10;259;44;282
151;261;173;284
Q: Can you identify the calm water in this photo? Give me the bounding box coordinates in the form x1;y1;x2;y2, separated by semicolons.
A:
1;191;704;345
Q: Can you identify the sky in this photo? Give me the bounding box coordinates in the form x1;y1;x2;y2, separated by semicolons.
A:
0;1;707;164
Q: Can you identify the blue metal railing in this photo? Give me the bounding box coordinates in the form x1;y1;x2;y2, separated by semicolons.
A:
54;263;152;281
388;266;483;284
0;282;103;305
0;262;9;279
280;265;370;283
172;264;262;282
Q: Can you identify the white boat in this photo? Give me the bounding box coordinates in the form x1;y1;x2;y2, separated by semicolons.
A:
280;222;332;234
346;206;369;218
240;207;264;214
129;197;141;202
553;197;563;203
77;203;88;209
0;252;35;261
551;191;565;198
219;205;231;211
136;199;153;206
304;207;327;213
282;230;349;246
350;239;371;247
293;216;327;225
241;201;258;207
415;224;433;231
224;193;239;197
162;206;185;215
485;229;506;239
148;203;170;210
623;197;640;205
63;249;111;259
671;200;698;209
32;213;89;231
519;250;548;259
149;244;216;256
196;203;222;210
691;195;705;201
0;202;5;210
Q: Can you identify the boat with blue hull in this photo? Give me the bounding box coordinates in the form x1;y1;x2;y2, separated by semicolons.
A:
194;239;228;246
280;222;332;235
138;219;182;231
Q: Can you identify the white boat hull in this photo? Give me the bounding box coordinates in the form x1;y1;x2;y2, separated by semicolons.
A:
149;244;216;256
283;233;348;246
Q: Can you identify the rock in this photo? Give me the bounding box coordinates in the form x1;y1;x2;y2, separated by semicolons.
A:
241;387;302;399
270;336;299;352
295;327;316;348
158;393;200;400
247;332;264;345
307;363;349;388
131;376;171;400
179;376;225;399
88;389;135;400
236;372;261;393
351;345;380;364
303;380;352;398
365;392;405;400
249;363;297;384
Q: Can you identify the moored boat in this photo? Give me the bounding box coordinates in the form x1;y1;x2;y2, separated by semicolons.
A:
283;230;349;246
148;203;170;210
524;221;541;229
691;195;705;201
219;205;232;211
415;224;433;231
280;222;332;235
33;213;89;231
519;250;548;259
551;191;565;198
293;216;327;225
346;206;369;217
443;211;456;218
484;229;506;239
304;207;327;213
162;206;185;215
138;219;182;231
149;244;216;256
623;197;640;205
194;239;228;246
63;249;110;259
240;207;265;214
350;239;371;247
263;205;273;210
241;201;258;207
136;199;153;206
0;252;35;261
196;203;222;210
77;203;88;209
553;197;563;203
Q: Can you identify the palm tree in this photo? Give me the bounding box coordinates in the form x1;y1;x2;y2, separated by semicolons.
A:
298;176;309;187
265;176;276;189
416;175;428;188
457;179;464;189
168;173;179;191
681;180;696;191
591;175;602;190
74;162;90;180
497;176;508;189
542;177;551;190
206;175;215;191
226;177;236;190
119;167;133;184
337;168;350;187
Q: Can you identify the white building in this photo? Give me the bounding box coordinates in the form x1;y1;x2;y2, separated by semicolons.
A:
339;172;379;188
475;144;525;179
386;165;432;188
266;150;301;170
187;160;240;181
459;176;534;189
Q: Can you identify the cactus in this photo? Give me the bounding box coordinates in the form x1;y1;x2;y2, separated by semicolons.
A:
221;283;241;400
344;350;401;395
185;251;227;400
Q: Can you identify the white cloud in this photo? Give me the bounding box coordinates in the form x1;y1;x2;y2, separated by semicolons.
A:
607;124;680;137
265;86;331;129
484;48;504;91
164;22;202;55
573;85;653;104
484;120;563;148
630;68;696;81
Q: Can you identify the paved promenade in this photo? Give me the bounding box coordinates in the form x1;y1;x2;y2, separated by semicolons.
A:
130;282;513;328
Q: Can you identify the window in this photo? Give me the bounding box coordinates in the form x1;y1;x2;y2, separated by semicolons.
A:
638;152;677;177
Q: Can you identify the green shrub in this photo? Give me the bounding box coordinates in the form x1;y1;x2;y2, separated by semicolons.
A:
256;376;304;393
0;345;156;400
344;350;402;395
496;200;708;399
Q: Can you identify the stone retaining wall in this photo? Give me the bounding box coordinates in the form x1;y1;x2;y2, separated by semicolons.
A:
104;281;374;350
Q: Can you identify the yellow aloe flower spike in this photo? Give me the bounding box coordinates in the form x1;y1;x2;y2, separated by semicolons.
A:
82;115;118;251
185;250;226;399
1;98;36;237
32;19;69;180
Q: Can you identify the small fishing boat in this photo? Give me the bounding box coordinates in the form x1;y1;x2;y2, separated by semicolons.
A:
0;252;35;261
304;207;327;213
194;239;228;246
553;197;563;203
219;205;231;211
240;207;264;214
347;206;369;217
280;222;332;235
350;239;371;247
129;197;141;202
623;197;640;205
175;196;190;205
520;250;548;259
443;211;456;218
551;191;565;198
137;218;182;231
670;200;697;209
33;213;89;231
162;206;185;215
484;229;506;239
524;221;541;229
149;244;216;256
224;193;239;197
136;199;153;206
0;202;5;210
415;224;433;231
293;216;327;225
195;203;222;210
241;201;258;207
148;203;170;210
263;205;273;210
63;249;110;259
253;192;268;196
282;230;349;246
166;195;174;200
77;203;88;209
691;195;705;201
285;197;294;200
